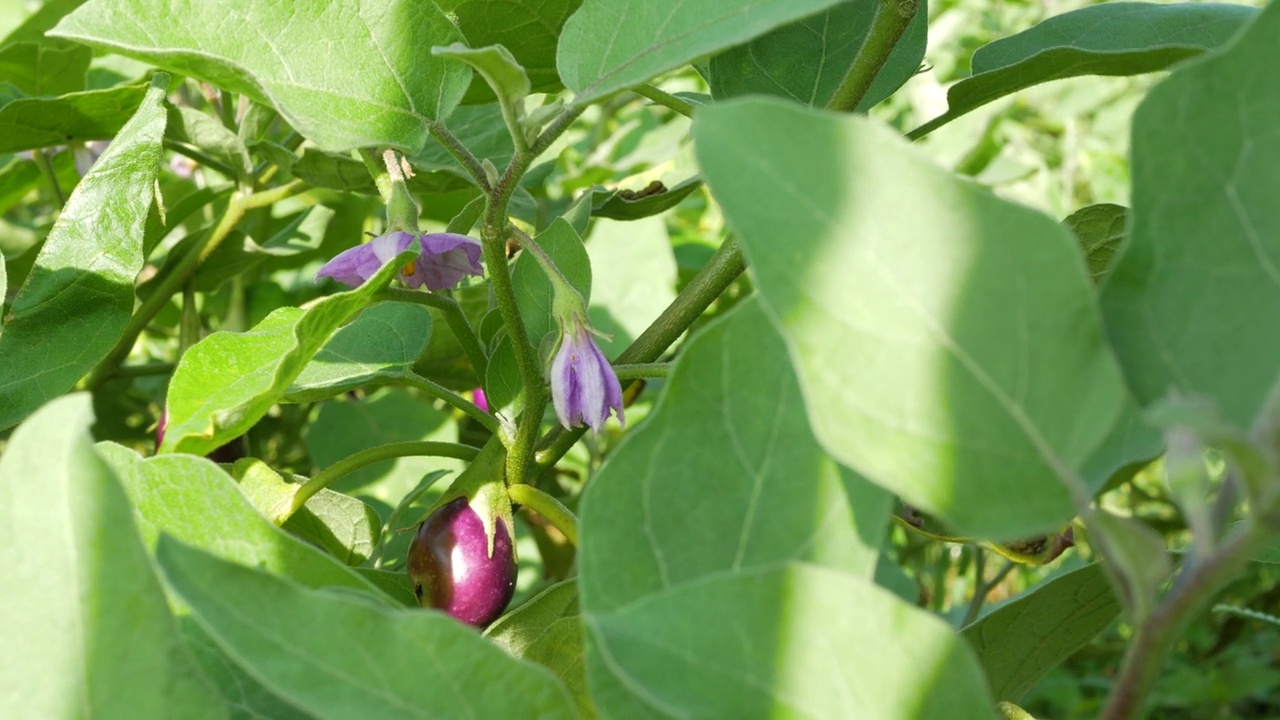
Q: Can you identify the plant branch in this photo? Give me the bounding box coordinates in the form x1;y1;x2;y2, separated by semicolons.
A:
291;441;480;517
529;104;587;159
403;373;500;433
427;121;493;194
533;236;746;476
632;84;695;118
1100;519;1278;719
34;149;65;206
376;288;488;379
164;138;239;180
614;363;672;380
826;0;921;113
84;180;309;389
961;554;1016;628
508;482;578;546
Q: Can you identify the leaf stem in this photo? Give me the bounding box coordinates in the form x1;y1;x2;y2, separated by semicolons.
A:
1100;519;1278;719
375;288;489;382
84;179;309;389
614;362;671;379
426;121;493;194
826;0;921;113
34;149;65;206
164;138;239;180
961;554;1016;627
356;148;394;203
291;441;480;517
508;482;578;546
632;84;695;118
533;236;746;476
403;373;500;433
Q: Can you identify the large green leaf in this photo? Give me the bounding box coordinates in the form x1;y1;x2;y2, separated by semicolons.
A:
50;0;472;153
708;0;927;110
581;298;889;614
911;2;1256;138
180;621;310;720
557;0;847;103
161;242;417;455
963;563;1120;702
0;395;224;719
1100;3;1280;431
0;0;85;46
157;537;577;719
284;301;433;403
0;76;165;431
0;84;148;153
95;443;386;598
584;216;676;358
487;580;595;717
442;0;582;101
698;98;1127;540
0;42;91;96
587;564;995;718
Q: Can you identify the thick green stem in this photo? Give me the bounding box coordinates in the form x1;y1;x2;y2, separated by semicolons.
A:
826;0;921;113
427;121;493;194
376;288;488;379
632;84;695;118
84;180;308;389
291;441;480;516
404;373;500;433
356;148;394;203
1100;521;1278;719
534;236;746;476
508;482;578;546
614;363;672;380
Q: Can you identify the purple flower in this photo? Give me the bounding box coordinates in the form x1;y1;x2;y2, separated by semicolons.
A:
316;231;483;291
472;388;489;414
550;320;624;432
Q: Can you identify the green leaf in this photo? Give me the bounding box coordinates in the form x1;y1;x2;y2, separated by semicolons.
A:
557;0;847;103
592;176;703;220
1088;512;1170;623
586;564;994;718
1080;396;1162;492
0;42;91;96
963;563;1120;702
0;0;86;47
584;216;676;358
284;302;433;402
487;580;595;718
157;537;577;719
50;0;472;153
581;298;890;612
443;0;582;101
1063;203;1127;283
0;83;148;153
708;0;927;111
0;155;42;216
180;621;311;720
293;147;469;196
95;443;386;597
355;568;420;608
411;102;516;179
433;43;530;114
697;98;1127;539
1100;3;1280;431
0;395;223;719
194;205;334;291
162;242;417;455
913;2;1257;138
282;487;382;566
0;76;166;431
512;217;592;347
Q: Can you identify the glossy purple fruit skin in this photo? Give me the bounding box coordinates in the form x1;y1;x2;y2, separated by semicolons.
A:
407;497;516;627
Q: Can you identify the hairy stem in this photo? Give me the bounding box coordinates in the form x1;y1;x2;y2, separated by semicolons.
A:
404;373;500;433
826;0;921;113
632;84;695;118
508;482;579;546
291;441;480;518
533;236;746;476
614;362;672;380
427;121;493;194
356;148;394;203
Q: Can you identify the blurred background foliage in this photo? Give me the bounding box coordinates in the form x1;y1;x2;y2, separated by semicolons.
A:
2;0;1277;716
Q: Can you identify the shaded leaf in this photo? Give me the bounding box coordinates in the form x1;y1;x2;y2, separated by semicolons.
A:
0;395;223;719
708;0;927;111
963;563;1120;702
1100;3;1280;431
487;580;594;717
0;42;91;96
592;176;703;220
51;0;472;152
912;2;1256;137
157;537;577;719
0;83;147;153
512;217;592;347
584;216;676;358
433;43;530;115
697;98;1126;538
284;301;433;403
443;0;582;101
558;0;847;102
0;76;165;430
1063;203;1127;282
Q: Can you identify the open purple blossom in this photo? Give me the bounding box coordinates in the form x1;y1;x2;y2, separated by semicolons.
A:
550;318;624;432
316;231;483;291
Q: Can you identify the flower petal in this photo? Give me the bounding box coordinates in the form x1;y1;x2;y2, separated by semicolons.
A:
316;231;414;288
407;233;485;291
